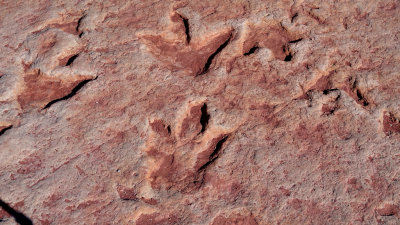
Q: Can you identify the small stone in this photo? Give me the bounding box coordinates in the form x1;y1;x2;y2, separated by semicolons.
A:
117;185;137;200
376;204;399;216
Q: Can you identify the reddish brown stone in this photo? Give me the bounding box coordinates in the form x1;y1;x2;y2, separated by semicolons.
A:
149;119;171;137
136;212;179;225
211;213;258;225
376;204;399;217
383;111;400;134
321;103;336;115
116;185;137;200
140;197;158;205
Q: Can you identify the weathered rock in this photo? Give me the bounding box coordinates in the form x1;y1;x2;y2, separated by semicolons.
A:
116;185;138;201
376;203;399;217
210;210;258;225
1;0;400;224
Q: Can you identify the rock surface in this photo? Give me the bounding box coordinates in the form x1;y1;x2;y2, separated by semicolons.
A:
1;0;400;224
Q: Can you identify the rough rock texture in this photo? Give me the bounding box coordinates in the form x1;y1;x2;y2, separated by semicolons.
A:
1;0;400;224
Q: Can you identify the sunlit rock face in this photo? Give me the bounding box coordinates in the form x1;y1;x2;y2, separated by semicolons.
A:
1;0;400;224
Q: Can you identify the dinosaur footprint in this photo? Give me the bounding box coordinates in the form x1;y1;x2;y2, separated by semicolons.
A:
17;16;95;110
139;11;233;76
143;100;231;193
239;20;301;60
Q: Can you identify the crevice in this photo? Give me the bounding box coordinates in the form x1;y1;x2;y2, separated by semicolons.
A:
178;14;191;44
197;135;229;172
43;77;96;109
327;108;336;115
199;103;210;133
322;103;338;115
279;22;288;32
308;9;324;24
0;199;32;225
197;33;232;76
65;54;79;66
284;52;293;61
356;89;369;106
243;46;259;56
76;15;86;33
289;38;303;44
323;88;339;95
0;125;12;136
351;77;369;106
282;44;293;62
351;76;357;89
291;13;298;23
306;90;313;107
167;125;171;135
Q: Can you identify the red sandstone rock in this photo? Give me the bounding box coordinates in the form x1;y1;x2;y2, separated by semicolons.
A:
0;0;400;224
382;111;400;135
116;185;137;200
135;212;179;225
211;212;258;225
376;203;399;217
